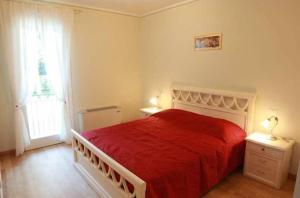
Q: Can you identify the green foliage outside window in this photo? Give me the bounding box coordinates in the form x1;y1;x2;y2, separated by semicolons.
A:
32;60;55;97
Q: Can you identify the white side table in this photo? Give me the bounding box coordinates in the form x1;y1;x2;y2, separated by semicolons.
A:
140;107;164;118
244;132;295;189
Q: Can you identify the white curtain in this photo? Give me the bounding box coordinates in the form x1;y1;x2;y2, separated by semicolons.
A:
38;5;74;143
0;1;74;155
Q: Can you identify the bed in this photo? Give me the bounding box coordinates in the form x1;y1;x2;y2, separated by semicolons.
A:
71;84;256;198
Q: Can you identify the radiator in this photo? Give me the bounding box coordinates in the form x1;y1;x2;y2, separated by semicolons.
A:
78;106;122;132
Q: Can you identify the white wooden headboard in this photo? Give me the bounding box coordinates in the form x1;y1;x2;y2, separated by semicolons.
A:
171;84;256;133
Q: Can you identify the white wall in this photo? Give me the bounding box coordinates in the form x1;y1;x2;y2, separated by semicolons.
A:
140;0;300;174
0;54;15;152
0;27;14;151
71;9;141;129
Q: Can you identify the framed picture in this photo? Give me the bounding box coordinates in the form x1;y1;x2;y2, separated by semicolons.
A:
194;34;222;50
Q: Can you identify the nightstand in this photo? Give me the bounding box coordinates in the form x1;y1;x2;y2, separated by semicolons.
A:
244;132;295;189
140;107;163;118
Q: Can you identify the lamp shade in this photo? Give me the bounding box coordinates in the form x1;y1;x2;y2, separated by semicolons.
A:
261;119;271;129
261;116;278;130
149;97;159;106
261;116;279;141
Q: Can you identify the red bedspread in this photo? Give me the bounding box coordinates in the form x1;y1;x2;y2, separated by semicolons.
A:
82;109;246;198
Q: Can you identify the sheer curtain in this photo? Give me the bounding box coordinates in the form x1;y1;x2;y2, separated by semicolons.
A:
0;1;74;155
38;5;74;143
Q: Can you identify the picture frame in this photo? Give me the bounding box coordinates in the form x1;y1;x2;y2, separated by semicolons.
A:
194;34;222;50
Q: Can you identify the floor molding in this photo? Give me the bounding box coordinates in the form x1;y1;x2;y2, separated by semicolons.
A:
0;150;15;157
289;173;297;181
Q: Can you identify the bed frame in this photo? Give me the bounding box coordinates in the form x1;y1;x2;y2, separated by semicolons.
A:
71;84;256;198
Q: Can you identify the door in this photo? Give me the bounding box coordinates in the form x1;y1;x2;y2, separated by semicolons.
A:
25;60;65;150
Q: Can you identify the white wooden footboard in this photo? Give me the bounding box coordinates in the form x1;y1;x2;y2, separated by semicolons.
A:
71;129;146;198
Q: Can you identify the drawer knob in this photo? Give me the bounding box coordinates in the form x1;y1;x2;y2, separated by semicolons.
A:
261;148;265;151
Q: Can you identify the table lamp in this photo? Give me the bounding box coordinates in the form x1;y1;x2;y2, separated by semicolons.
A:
261;116;279;141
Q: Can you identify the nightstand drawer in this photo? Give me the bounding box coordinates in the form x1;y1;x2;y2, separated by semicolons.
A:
247;162;277;182
247;151;279;170
247;142;283;159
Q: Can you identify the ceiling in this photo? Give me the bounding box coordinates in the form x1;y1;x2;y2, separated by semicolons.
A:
46;0;195;17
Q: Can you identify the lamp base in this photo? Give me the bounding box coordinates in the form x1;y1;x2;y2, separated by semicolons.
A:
269;135;278;141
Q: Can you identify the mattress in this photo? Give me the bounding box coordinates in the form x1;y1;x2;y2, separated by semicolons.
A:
82;109;246;198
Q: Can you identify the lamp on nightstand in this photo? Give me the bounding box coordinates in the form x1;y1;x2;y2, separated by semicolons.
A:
149;96;159;109
261;115;279;141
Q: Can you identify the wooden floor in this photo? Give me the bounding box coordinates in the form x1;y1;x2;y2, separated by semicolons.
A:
0;144;295;198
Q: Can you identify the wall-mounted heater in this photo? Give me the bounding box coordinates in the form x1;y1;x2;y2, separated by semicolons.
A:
78;105;122;132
